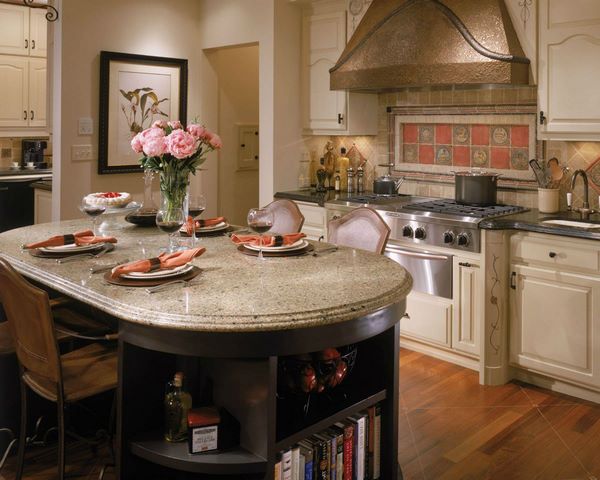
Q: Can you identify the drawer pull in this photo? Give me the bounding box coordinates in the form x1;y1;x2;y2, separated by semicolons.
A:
25;39;28;49
31;39;35;50
459;261;472;267
402;313;411;320
30;110;34;120
549;251;557;258
0;187;8;192
23;110;27;120
337;113;344;124
510;271;516;290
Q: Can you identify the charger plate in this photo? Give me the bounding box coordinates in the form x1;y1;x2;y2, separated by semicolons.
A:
103;266;201;287
237;244;314;257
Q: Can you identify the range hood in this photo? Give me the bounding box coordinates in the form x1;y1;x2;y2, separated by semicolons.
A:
330;0;530;91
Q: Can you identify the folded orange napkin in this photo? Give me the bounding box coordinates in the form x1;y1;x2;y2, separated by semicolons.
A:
230;232;305;247
110;247;206;279
184;216;226;235
24;230;117;249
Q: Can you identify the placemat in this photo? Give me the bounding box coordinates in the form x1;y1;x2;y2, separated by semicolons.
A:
28;242;114;259
103;266;201;287
236;244;314;257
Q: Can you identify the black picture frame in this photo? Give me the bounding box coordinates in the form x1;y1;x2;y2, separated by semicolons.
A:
98;51;188;174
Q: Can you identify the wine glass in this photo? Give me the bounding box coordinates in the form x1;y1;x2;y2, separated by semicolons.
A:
247;208;274;261
156;206;186;253
79;196;106;235
186;194;206;246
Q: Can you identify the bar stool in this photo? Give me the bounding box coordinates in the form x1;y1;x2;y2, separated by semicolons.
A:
327;207;391;254
0;258;118;480
263;199;305;234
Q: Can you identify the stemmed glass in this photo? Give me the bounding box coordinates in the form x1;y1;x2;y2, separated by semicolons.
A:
79;196;106;236
247;208;274;261
156;206;186;253
186;194;206;246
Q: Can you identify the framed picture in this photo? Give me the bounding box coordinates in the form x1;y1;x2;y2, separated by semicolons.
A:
98;51;188;174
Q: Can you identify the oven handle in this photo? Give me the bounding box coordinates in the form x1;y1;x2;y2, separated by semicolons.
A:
385;244;451;261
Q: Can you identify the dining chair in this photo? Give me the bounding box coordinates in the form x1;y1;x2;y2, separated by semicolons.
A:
327;207;391;254
263;199;305;234
0;258;118;480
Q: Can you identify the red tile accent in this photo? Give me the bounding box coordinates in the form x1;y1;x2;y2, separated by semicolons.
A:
491;147;510;169
403;124;418;144
435;124;452;145
453;146;470;166
419;145;434;164
471;125;490;146
511;125;529;148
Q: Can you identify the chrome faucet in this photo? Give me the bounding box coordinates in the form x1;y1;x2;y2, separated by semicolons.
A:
568;170;596;220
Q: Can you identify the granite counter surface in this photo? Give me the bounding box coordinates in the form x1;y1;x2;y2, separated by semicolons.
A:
0;219;412;332
480;209;600;241
30;179;52;191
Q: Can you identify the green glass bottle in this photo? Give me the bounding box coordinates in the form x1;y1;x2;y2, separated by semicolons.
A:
164;372;192;442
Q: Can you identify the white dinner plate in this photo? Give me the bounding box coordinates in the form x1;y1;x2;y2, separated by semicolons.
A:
180;221;229;233
39;243;104;253
244;239;307;252
122;263;194;280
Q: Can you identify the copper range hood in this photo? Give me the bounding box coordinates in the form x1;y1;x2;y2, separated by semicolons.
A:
330;0;530;91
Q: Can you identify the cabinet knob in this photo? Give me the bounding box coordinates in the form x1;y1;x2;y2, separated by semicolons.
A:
549;251;557;258
331;215;341;220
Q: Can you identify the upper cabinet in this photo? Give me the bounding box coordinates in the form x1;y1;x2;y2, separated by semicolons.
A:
538;0;600;141
302;1;377;136
0;4;46;58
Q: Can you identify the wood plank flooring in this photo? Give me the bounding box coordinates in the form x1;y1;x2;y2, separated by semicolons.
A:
3;348;600;479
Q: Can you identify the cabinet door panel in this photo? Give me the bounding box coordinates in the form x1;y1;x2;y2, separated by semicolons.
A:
29;8;47;58
452;259;481;356
0;57;28;127
29;58;46;127
510;265;600;388
401;292;452;348
0;4;29;56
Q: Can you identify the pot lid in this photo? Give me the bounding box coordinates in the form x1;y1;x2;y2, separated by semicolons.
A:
330;0;530;91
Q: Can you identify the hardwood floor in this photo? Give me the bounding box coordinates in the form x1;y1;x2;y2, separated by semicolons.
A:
3;348;600;479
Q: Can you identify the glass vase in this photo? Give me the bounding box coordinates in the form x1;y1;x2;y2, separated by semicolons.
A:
159;169;190;218
139;169;158;214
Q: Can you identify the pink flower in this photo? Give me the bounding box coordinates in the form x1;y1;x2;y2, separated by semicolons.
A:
166;130;199;159
168;120;183;130
142;136;167;157
186;123;207;139
152;120;168;129
208;132;223;149
131;133;143;153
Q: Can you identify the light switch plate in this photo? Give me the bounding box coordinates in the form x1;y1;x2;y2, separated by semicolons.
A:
71;145;94;161
78;117;93;135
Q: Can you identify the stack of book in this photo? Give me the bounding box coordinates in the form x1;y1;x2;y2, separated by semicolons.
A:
274;403;381;480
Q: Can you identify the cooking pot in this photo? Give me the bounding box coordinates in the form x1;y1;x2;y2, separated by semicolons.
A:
453;170;500;206
373;175;404;195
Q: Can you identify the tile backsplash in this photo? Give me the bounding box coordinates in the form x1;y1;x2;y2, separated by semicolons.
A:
0;136;52;169
301;85;600;211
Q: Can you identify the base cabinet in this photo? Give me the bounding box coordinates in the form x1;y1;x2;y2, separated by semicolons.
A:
452;258;482;357
34;187;51;224
400;292;452;348
510;233;600;390
295;201;326;240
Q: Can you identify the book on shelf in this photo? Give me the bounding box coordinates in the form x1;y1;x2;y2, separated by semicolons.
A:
370;405;381;479
283;449;293;480
292;446;301;480
327;427;344;480
298;440;314;480
333;420;354;480
348;413;367;480
274;453;282;480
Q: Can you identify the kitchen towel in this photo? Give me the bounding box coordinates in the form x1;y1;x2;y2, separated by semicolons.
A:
24;230;117;249
110;247;205;279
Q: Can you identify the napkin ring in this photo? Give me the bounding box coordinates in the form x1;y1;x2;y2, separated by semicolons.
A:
272;235;284;247
148;257;162;271
63;234;76;245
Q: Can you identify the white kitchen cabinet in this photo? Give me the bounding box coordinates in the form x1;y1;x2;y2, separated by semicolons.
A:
538;0;600;140
452;257;482;357
0;4;46;57
302;5;377;135
400;292;453;348
296;200;327;240
0;56;45;128
510;233;600;390
34;187;52;224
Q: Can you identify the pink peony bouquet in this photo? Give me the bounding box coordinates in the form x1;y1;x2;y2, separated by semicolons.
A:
131;119;222;175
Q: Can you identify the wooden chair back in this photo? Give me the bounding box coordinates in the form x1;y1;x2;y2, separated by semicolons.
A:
264;199;305;234
327;207;391;254
0;258;60;383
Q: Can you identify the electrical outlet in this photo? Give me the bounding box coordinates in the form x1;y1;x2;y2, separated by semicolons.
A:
71;145;93;161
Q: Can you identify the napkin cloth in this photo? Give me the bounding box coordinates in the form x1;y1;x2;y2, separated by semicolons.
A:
110;247;205;279
24;230;117;249
184;216;226;235
230;232;305;247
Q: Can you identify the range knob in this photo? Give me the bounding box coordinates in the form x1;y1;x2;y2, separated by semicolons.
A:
414;227;426;240
402;225;414;238
443;231;455;244
457;233;470;247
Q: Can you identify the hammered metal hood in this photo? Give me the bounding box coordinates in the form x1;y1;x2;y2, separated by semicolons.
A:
330;0;530;91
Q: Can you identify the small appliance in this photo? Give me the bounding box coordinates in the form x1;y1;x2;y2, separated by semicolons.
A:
21;140;47;168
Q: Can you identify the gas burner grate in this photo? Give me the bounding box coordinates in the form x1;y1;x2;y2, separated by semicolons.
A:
403;199;528;219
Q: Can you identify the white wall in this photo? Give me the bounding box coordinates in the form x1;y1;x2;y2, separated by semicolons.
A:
208;44;259;225
56;0;204;219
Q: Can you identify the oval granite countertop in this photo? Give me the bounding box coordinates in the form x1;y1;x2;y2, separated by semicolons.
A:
480;209;600;241
0;219;412;332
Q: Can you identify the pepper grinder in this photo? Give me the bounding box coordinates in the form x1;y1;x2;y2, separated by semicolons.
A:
316;158;327;192
347;167;355;194
356;166;364;194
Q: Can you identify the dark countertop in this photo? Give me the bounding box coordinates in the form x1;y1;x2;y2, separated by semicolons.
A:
275;189;372;207
0;168;52;177
30;179;52;191
480;209;600;241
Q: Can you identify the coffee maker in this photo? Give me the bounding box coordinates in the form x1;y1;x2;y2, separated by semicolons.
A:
22;139;47;168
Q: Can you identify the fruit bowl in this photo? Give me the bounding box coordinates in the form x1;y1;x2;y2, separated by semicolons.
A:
278;345;357;395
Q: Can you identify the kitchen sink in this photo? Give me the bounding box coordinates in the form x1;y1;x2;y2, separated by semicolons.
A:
542;219;600;229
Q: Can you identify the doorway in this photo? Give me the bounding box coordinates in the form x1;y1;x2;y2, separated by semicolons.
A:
207;44;259;225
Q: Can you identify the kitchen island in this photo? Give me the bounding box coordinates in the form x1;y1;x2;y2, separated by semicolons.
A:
0;219;412;479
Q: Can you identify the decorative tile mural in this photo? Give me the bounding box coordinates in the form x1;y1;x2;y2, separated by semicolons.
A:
400;122;531;170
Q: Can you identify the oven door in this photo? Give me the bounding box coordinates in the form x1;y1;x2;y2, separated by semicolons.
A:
384;242;453;299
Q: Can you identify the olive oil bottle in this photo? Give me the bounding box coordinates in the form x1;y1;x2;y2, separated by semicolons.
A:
164;372;192;442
